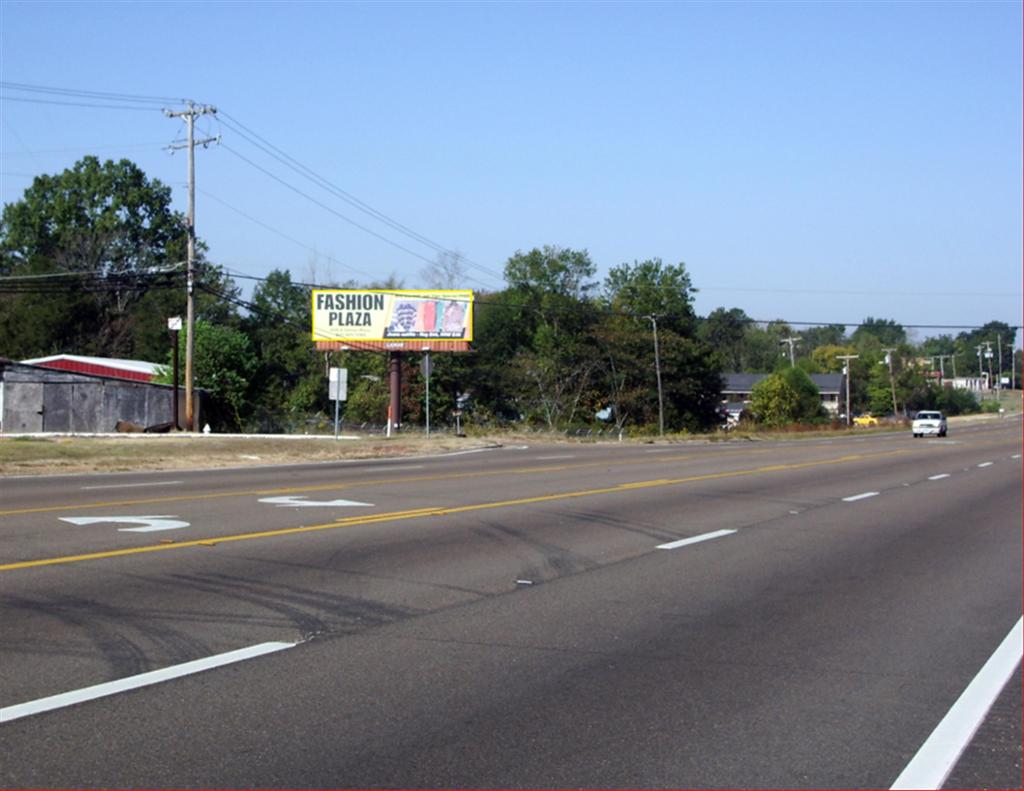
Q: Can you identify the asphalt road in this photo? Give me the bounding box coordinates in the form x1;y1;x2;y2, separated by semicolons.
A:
1;419;1021;789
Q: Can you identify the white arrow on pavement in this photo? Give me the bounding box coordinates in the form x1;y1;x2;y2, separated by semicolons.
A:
258;496;374;508
60;515;191;533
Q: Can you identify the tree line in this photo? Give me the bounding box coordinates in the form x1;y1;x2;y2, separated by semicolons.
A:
2;157;1019;433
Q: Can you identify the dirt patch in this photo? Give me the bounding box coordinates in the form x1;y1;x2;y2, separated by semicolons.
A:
0;434;508;476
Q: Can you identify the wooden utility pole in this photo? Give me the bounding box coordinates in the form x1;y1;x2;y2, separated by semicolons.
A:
647;316;664;437
780;337;800;366
165;102;217;430
837;354;859;426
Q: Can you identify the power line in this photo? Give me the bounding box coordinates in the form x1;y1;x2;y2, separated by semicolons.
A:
217;111;504;284
0;81;185;105
0;96;160;112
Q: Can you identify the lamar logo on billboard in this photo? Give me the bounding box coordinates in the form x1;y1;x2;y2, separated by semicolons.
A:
312;290;473;342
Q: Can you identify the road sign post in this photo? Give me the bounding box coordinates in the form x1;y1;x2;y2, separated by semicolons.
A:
329;367;348;439
422;351;432;437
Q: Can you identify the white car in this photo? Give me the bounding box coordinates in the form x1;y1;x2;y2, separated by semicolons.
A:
912;410;947;438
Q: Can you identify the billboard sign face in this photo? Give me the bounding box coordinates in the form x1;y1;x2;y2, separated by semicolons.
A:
312;290;473;342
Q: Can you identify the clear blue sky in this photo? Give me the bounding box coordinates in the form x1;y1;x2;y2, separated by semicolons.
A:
2;1;1021;345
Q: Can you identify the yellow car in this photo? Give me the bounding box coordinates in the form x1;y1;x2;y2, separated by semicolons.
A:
853;414;879;427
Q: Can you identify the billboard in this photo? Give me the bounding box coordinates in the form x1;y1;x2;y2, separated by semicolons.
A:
312;290;473;342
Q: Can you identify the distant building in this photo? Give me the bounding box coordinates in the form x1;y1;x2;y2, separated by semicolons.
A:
721;372;843;415
0;357;195;434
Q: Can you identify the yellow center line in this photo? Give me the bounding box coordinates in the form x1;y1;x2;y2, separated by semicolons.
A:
0;449;907;573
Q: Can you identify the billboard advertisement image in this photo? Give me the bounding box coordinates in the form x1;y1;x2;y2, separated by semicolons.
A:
312;290;473;342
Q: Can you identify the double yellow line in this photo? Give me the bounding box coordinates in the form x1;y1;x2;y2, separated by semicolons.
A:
1;449;903;573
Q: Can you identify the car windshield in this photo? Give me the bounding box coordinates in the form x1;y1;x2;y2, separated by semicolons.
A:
917;412;940;419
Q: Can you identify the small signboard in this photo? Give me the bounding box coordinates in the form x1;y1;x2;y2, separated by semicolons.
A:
329;367;348;401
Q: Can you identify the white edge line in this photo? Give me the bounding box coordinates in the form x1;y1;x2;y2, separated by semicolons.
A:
890;617;1023;790
927;474;950;481
657;529;737;550
0;641;296;724
977;462;993;468
842;492;880;502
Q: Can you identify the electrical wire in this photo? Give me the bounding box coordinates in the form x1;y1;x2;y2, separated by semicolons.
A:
217;111;504;284
0;96;163;112
0;81;185;105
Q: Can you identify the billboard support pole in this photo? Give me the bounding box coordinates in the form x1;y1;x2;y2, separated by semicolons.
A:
389;352;402;435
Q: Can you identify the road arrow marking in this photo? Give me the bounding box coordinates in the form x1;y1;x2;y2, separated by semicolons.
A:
258;496;374;508
60;515;191;533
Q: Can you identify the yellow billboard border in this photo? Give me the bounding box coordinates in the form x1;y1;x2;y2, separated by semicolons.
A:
311;289;474;343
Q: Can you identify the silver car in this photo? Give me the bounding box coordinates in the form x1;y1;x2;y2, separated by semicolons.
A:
912;410;947;438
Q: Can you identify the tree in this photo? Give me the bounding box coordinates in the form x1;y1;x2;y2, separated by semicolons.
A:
603;258;697;335
799;324;847;353
242;269;324;425
603;260;721;432
851;317;906;348
750;367;822;426
1;157;187;358
742;321;795;372
699;307;750;372
156;320;257;430
499;247;601;427
419;250;468;289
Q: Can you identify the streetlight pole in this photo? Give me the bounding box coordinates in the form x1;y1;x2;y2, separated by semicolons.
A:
647;315;665;437
881;348;899;416
837;354;859;426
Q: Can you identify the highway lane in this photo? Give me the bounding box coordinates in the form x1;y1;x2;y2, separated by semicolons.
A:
0;419;1020;787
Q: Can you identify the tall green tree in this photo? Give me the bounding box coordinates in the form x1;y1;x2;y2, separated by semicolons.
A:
501;247;601;427
603;259;721;431
851;317;906;348
242;269;324;423
699;307;750;372
0;156;239;362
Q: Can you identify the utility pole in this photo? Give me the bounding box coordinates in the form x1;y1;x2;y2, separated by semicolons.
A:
837;354;859;426
996;334;1003;391
881;348;899;416
647;315;665;437
984;341;994;395
780;337;800;367
165;101;218;431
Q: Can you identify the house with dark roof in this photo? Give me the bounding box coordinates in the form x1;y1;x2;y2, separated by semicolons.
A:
721;372;844;416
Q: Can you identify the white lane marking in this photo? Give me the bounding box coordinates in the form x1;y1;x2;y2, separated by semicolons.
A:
0;641;296;724
657;529;736;550
977;462;993;468
842;492;879;502
1011;454;1022;460
927;474;950;481
59;515;190;533
258;496;373;508
534;455;576;460
258;497;374;510
80;480;183;491
890;617;1023;790
644;448;674;453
